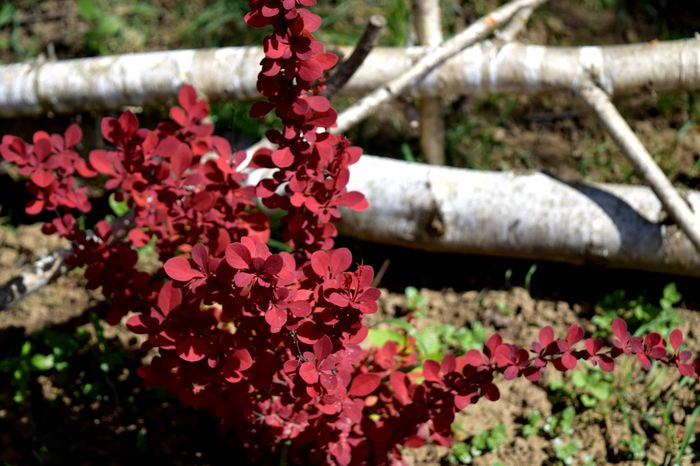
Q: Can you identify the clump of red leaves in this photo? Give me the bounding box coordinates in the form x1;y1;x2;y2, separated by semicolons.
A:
1;1;699;464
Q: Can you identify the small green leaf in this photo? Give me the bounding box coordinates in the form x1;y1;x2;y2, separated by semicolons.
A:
267;238;292;252
108;193;130;217
30;354;55;371
451;442;472;464
661;282;681;308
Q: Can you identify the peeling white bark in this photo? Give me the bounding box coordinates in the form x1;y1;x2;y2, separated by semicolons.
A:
341;156;700;276
1;39;700;118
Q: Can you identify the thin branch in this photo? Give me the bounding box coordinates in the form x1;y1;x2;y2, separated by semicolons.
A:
0;247;71;310
333;0;546;134
322;15;386;98
576;77;700;253
0;212;135;311
494;2;538;42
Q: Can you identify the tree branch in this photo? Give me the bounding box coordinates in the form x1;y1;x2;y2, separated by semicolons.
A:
333;0;546;134
576;77;700;253
2;39;700;117
322;15;386;98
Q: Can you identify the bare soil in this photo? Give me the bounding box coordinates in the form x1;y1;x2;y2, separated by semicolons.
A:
0;227;698;465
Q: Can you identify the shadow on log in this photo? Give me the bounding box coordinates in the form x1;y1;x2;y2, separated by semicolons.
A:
341;156;700;276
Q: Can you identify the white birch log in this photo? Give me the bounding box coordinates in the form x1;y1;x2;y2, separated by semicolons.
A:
341;155;700;277
2;39;700;118
3;154;700;313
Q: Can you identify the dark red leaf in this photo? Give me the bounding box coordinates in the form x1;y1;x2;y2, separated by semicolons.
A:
157;281;182;314
164;257;202;281
299;361;319;384
348;372;382;397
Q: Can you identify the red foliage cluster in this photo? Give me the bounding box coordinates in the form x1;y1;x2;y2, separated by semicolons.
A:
1;1;699;464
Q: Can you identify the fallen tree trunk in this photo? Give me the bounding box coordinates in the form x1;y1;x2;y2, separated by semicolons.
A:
2;38;700;118
341;156;700;277
2;155;700;312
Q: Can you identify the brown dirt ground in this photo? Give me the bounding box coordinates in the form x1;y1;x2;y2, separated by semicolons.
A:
0;226;698;465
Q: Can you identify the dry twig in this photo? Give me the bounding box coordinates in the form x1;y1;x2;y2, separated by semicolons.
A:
322;15;387;98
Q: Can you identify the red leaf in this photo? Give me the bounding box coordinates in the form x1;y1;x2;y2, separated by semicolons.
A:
313;335;332;361
126;314;149;333
170;142;193;177
176;337;206;362
423;360;441;382
263;254;284;275
330;248;352;274
567;324;584;344
561;352;578;370
348;372;382;397
128;228;150;247
191;243;208;270
599;356;615;372
265;306;287;333
178;84;197;110
31;171;54;188
539;326;554;347
310;251;330;277
164;257;201;281
63;124;82;147
465;349;486;366
25;199;44;215
316;53;338;70
483;383;500;401
271;147;294;168
89;150;115;175
234;349;253;371
299;361;319;384
612;318;627;338
288;301;311;318
118;111;139;136
225;243;251;269
390;372;410;405
670;329;683;351
157;281;182;315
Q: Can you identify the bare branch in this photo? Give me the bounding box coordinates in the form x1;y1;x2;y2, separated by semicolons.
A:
0;248;71;310
0;212;135;311
333;0;546;134
495;2;538;42
577;77;700;253
322;15;386;98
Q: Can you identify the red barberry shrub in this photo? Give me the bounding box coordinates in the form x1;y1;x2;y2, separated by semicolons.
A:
1;1;698;464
